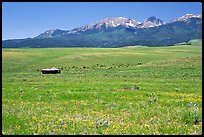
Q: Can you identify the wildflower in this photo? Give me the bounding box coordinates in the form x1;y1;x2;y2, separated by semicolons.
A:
89;121;95;126
16;125;20;129
62;124;67;128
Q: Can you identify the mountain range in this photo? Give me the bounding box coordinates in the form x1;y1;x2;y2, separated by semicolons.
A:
2;14;202;48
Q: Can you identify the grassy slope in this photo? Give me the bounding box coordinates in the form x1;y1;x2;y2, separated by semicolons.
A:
2;40;202;135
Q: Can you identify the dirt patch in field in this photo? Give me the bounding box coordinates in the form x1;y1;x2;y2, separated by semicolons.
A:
82;52;143;56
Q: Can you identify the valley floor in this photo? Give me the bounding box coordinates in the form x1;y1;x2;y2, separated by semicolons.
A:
2;44;202;135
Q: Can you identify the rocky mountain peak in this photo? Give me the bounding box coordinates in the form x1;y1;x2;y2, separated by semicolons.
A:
98;17;139;28
173;14;202;22
137;16;163;28
70;17;140;33
147;16;163;24
35;29;65;39
147;16;157;22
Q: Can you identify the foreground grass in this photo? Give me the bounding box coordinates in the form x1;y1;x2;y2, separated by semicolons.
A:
2;43;202;135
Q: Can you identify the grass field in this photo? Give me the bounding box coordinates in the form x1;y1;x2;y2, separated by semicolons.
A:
2;41;202;135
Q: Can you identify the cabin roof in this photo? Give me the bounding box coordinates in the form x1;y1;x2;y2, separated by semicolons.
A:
42;67;60;71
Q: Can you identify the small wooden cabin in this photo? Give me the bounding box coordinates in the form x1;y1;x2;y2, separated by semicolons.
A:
41;67;61;74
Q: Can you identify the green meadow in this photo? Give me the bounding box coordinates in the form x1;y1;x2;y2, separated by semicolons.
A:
2;40;202;135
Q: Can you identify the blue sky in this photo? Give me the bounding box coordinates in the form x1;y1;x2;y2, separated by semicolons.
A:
2;2;202;40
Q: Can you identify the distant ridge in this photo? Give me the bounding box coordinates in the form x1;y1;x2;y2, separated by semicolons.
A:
2;14;202;48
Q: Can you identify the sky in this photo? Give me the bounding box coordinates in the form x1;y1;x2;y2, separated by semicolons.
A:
2;2;202;40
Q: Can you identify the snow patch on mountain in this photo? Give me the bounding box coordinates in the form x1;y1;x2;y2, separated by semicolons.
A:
173;14;202;22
